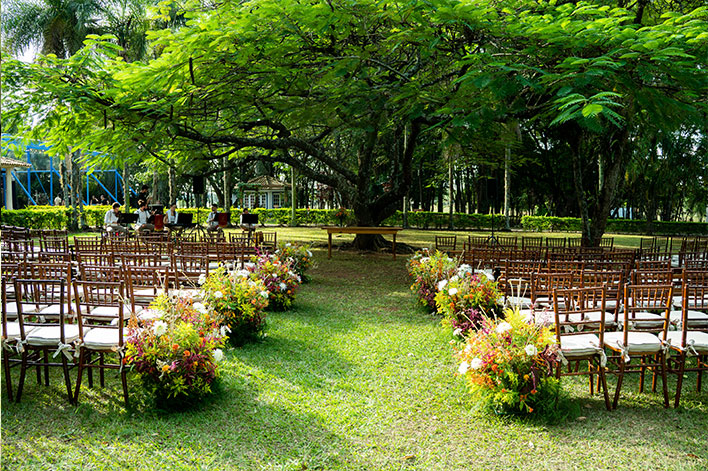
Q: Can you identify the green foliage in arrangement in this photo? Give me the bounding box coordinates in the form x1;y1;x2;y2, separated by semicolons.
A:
124;295;226;407
275;242;315;281
455;308;568;420
200;267;270;347
406;249;458;312
435;269;502;335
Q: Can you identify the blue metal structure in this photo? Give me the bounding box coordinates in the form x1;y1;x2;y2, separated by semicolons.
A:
1;135;137;209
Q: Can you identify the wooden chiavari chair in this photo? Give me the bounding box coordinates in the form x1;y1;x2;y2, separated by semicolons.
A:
521;236;543;251
73;280;129;405
552;286;611;410
435;235;457;255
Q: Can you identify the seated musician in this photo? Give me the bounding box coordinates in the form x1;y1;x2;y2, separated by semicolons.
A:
206;204;220;232
239;208;256;232
134;200;155;235
104;202;128;234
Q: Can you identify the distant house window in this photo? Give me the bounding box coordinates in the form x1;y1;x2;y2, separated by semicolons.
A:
272;193;281;208
258;193;268;208
244;193;256;208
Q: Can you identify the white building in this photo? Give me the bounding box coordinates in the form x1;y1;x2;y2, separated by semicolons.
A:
238;175;290;209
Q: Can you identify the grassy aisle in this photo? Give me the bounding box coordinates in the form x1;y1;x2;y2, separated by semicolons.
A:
2;249;707;470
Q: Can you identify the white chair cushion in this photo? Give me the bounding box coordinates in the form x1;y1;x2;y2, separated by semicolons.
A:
6;303;47;315
604;299;619;311
40;303;74;315
567;310;617;327
604;332;661;354
560;334;601;357
132;288;157;297
3;322;35;339
628;312;666;329
82;327;128;350
669;310;708;327
665;331;708;354
26;324;80;346
88;306;124;317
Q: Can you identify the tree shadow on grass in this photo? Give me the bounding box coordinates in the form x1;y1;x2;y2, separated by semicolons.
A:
1;363;371;470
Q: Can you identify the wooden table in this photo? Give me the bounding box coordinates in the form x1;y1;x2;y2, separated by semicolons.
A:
321;226;403;260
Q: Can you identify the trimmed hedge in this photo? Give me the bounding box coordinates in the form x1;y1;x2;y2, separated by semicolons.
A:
4;206;707;236
521;216;708;236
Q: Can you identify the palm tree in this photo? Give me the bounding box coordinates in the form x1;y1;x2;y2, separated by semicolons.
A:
2;0;103;59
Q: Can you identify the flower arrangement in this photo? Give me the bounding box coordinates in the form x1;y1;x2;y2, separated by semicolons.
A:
406;249;457;311
275;242;315;281
435;269;502;334
125;295;226;406
247;254;301;310
200;267;269;346
455;307;560;416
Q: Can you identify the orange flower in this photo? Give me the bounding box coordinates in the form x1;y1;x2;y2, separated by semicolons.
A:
161;364;170;373
529;408;534;413
172;344;179;351
183;350;191;357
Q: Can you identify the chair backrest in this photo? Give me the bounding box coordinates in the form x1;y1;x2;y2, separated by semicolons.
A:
603;250;636;263
73;236;104;254
259;232;277;251
682;270;708;313
546;260;585;273
566;237;582;248
623;284;672;337
684;259;708;270
599;237;614;249
545;238;566;249
435;235;456;252
122;265;166;311
553;286;607;347
171;254;209;288
37;251;73;263
228;233;249;245
635;260;672;271
73;280;126;345
179;241;210;256
495;236;517;249
120;253;161;267
631;269;674;285
40;235;70;253
77;252;116;267
79;264;123;283
467;236;490;248
13;279;68;340
521;236;543;250
531;272;576;303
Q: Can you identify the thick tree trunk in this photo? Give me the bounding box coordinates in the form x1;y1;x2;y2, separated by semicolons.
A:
168;165;176;204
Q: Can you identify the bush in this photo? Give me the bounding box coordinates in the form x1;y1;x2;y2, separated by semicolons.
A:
246;254;302;311
275;242;315;281
200;267;270;346
455;308;560;417
406;249;458;312
434;268;502;334
125;295;226;406
521;215;708;235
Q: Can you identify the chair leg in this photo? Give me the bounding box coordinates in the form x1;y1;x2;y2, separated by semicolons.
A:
2;351;14;401
43;350;50;386
99;353;105;388
698;355;704;392
74;349;85;404
598;364;611;411
15;351;28;403
660;352;670;408
60;355;74;405
588;362;594;395
35;362;42;385
121;368;129;407
613;360;625;410
87;352;94;388
638;356;645;393
674;352;686;409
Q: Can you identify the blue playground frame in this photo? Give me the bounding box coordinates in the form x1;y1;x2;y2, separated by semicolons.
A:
1;136;137;209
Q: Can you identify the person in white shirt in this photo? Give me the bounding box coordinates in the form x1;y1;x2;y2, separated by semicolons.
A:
134;200;155;234
104;202;128;234
206;204;220;232
166;204;179;225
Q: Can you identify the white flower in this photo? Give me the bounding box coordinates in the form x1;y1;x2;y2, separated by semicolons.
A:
219;325;231;336
453;328;463;337
470;358;483;370
153;320;167;337
213;291;224;299
437;279;448;291
213;349;224;362
260;290;269;298
236;269;249;278
286;243;291;247
450;275;459;283
496;322;512;334
448;288;458;296
525;344;538;356
464;344;473;354
420;257;430;263
197;274;207;285
458;361;469;375
193;302;208;314
279;282;287;291
307;250;312;257
458;264;473;275
295;274;301;283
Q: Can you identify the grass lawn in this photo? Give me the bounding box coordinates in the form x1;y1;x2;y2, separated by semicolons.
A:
3;228;707;470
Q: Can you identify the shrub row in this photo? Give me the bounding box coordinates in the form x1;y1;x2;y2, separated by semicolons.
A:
3;206;706;236
520;216;708;236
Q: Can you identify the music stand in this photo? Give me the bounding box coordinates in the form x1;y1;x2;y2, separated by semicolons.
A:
240;213;258;243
